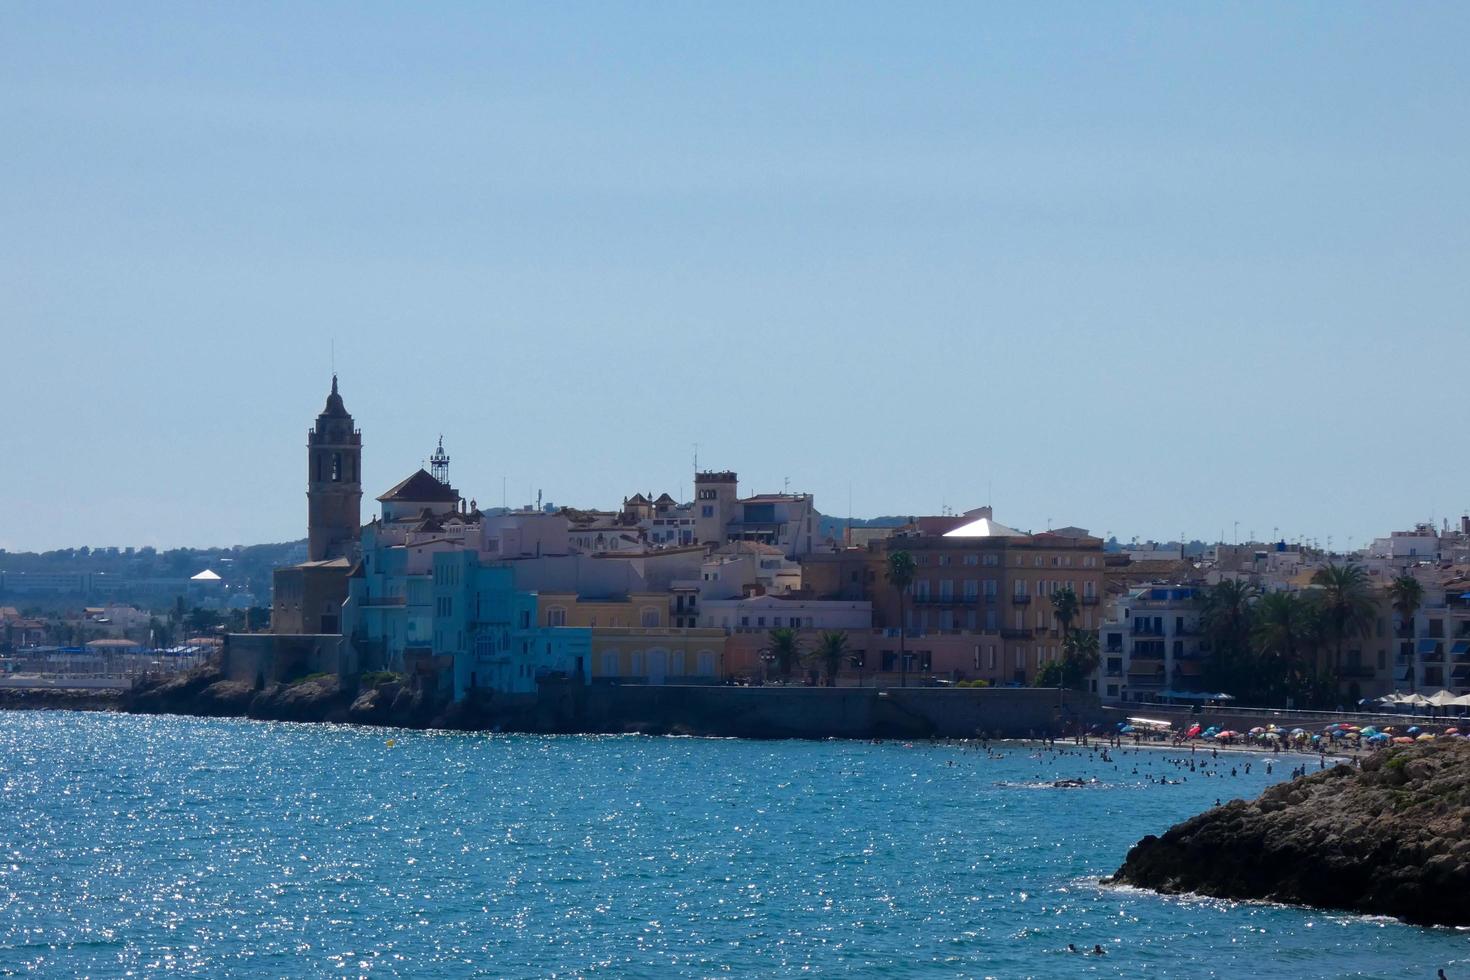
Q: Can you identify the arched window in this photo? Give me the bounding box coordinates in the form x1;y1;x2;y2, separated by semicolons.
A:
315;453;324;482
332;452;342;482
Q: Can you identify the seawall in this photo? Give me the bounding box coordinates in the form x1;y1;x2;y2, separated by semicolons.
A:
118;666;1100;739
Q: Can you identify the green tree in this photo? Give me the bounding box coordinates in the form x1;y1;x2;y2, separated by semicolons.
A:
768;627;802;683
1060;629;1100;690
1199;578;1258;695
1050;586;1080;639
1310;562;1376;689
815;630;848;687
886;550;917;687
148;616;174;650
1388;574;1424;640
1251;591;1312;704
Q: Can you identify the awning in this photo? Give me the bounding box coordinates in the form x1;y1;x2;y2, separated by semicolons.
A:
1419;639;1442;654
1452;640;1470;655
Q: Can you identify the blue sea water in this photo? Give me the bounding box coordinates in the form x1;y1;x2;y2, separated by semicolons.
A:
0;712;1463;978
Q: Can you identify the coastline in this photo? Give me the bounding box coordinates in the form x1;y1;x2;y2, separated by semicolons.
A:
0;687;122;713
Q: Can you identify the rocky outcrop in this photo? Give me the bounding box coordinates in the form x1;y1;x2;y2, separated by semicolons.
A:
0;687;122;712
1107;740;1470;926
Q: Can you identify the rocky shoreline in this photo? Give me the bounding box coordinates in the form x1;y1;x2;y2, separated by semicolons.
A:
119;666;511;730
0;687;123;712
1106;739;1470;927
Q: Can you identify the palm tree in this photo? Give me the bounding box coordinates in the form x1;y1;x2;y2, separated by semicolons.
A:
1199;578;1258;695
1310;562;1377;687
1050;586;1080;641
1388;574;1424;641
816;631;848;687
886;550;917;687
1251;591;1310;704
768;627;801;683
1062;629;1100;689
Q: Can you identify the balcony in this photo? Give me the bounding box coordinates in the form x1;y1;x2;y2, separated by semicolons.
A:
1418;639;1446;663
1011;595;1031;605
1340;666;1376;680
1131;627;1164;638
1081;595;1100;606
1001;627;1033;640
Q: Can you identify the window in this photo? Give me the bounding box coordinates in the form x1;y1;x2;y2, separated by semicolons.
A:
963;554;979;566
987;645;997;669
984;554;999;567
640;607;660;628
547;607;567;627
332;452;342;482
963;580;978;599
702;505;715;518
938;555;950;567
601;651;619;676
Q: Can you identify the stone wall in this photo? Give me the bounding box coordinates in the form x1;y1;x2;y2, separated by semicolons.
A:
542;683;1099;739
221;633;344;686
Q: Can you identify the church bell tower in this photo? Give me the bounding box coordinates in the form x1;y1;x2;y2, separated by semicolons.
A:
306;375;362;561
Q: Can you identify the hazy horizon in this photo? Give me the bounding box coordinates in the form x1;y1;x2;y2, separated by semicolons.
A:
5;3;1467;553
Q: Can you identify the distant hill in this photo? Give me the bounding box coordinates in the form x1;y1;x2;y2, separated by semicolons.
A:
815;513;910;543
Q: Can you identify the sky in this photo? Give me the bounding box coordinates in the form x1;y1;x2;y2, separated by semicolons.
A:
3;2;1468;553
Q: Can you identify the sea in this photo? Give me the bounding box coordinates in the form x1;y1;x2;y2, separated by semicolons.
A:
0;711;1463;978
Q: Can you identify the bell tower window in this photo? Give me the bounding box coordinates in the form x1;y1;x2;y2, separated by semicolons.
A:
332;452;342;482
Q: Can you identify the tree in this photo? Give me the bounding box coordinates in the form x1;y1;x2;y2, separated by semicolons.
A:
768;627;802;683
1388;574;1424;640
1199;578;1258;696
1061;629;1100;690
1251;591;1312;704
815;631;848;687
1310;562;1376;689
886;550;917;687
1050;586;1079;639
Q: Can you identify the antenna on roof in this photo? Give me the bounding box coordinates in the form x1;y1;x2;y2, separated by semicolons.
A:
331;337;335;376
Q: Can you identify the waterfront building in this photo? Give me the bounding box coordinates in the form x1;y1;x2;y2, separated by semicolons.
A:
1099;586;1207;703
802;511;1104;686
343;464;592;700
587;627;726;684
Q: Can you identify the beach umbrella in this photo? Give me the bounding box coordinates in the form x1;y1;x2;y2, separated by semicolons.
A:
1408;727;1421;735
1120;725;1135;734
1417;733;1436;741
1393;736;1414;744
1249;727;1266;735
1368;733;1390;742
1447;728;1460;735
1186;724;1201;737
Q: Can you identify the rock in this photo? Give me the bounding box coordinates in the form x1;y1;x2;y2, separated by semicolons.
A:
1105;740;1470;926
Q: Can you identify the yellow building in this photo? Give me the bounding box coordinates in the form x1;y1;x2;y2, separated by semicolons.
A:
588;627;726;684
534;592;725;683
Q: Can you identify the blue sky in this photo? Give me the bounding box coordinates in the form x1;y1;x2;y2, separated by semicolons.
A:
3;3;1467;552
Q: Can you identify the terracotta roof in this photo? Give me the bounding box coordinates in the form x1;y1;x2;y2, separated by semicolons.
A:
377;469;459;503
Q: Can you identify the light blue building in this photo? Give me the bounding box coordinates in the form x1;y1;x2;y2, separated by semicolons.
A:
343;467;591;701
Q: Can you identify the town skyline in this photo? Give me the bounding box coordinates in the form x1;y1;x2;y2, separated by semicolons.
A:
6;4;1468;552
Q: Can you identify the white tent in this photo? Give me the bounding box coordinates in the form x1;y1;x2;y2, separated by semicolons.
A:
1428;690;1460;707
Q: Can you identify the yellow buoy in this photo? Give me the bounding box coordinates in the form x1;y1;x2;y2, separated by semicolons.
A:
385;739;396;748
